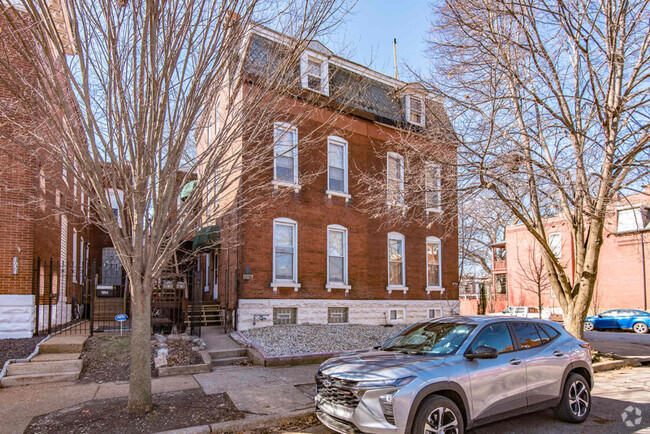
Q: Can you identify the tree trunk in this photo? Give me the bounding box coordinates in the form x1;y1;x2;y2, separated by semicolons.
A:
563;305;586;340
127;278;153;414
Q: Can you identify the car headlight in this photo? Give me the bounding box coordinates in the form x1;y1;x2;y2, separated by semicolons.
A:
356;376;416;390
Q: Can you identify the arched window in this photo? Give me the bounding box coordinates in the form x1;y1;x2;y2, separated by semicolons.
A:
426;236;442;289
327;225;348;288
387;232;407;291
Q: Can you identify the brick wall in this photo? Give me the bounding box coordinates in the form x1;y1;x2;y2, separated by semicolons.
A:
228;97;459;304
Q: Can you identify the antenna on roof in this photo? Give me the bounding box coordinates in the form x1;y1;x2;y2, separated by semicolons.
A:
393;38;400;80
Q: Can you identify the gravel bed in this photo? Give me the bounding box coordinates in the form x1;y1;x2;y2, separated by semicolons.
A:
241;324;412;356
0;336;45;367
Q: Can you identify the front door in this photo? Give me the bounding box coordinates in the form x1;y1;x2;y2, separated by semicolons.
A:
466;322;527;420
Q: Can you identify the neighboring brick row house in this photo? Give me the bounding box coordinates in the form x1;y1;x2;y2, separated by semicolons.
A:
0;3;107;338
491;188;650;314
197;27;460;330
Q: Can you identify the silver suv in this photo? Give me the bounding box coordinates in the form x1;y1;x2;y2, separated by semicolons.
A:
316;316;593;433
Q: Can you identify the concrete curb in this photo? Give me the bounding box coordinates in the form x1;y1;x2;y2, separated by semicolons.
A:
593;356;650;373
234;331;341;367
0;333;52;385
155;408;316;434
158;352;211;377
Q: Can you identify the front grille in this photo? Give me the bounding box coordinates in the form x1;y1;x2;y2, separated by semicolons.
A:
316;373;360;409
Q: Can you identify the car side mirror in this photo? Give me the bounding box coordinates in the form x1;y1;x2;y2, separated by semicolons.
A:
466;345;498;360
597;314;602;318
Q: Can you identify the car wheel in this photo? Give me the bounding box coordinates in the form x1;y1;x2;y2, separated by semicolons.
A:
583;322;594;332
633;322;649;334
554;373;591;423
413;394;464;434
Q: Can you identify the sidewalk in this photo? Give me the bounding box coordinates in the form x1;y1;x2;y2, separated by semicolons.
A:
0;364;318;434
0;375;199;434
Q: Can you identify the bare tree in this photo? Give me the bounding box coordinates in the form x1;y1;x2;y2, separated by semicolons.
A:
428;0;650;337
517;245;551;319
0;0;351;413
459;192;513;280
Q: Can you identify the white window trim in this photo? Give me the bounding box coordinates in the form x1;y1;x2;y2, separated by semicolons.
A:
300;51;329;96
387;308;406;323
387;232;408;293
425;161;442;213
326;136;350;201
426;236;444;292
548;232;562;258
107;188;124;228
405;94;425;127
326;224;350;293
72;228;78;284
271;217;300;292
204;253;210;292
428;307;443;319
386;152;405;207
273;122;300;189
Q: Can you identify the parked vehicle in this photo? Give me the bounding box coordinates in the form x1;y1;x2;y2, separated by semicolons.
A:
584;309;650;334
490;306;552;319
316;316;593;433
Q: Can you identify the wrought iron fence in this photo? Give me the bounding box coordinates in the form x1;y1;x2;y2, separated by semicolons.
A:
33;258;202;336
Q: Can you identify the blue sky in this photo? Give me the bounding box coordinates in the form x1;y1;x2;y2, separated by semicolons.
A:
325;1;433;81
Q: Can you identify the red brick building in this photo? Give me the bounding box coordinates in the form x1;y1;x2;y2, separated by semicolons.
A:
491;189;650;315
0;3;94;338
197;27;460;330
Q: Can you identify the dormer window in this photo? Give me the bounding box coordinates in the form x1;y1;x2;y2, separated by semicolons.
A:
301;52;329;95
405;95;425;126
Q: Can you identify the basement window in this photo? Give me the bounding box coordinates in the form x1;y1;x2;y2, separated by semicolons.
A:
388;308;405;323
328;307;349;324
273;307;297;325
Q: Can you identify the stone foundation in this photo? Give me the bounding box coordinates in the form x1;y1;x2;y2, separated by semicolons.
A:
237;298;459;330
0;295;35;338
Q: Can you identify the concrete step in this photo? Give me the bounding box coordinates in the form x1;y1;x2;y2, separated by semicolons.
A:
209;348;247;359
38;335;88;354
7;359;83;376
30;352;81;362
211;356;249;367
0;371;80;387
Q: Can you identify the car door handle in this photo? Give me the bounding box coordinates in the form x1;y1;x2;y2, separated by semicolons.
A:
509;358;522;365
553;350;564;357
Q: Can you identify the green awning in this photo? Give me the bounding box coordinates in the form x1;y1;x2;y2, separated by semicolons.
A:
192;225;220;250
180;180;197;201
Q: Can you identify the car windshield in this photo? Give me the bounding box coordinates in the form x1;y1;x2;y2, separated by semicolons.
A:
502;307;514;314
380;322;475;356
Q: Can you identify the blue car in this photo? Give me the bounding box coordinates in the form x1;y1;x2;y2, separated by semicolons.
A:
584;309;650;334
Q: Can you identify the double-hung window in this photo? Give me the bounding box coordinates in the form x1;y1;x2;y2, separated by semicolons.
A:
387;152;405;206
406;95;425;126
387;232;407;292
425;162;442;211
327;136;348;198
272;218;299;290
548;232;561;258
273;123;299;186
300;53;329;95
327;225;349;291
426;236;442;290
